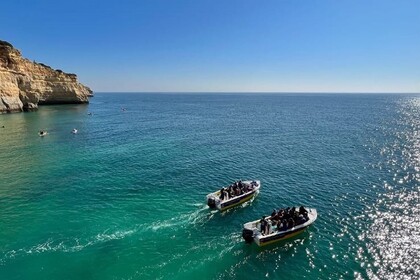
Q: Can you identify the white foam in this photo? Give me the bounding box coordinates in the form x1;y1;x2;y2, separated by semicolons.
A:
147;205;209;232
0;228;136;263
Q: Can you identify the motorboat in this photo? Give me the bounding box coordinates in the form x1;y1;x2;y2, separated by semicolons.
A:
72;128;78;134
38;130;48;137
242;207;317;246
206;180;260;211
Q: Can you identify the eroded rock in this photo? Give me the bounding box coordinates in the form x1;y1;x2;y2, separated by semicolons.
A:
0;40;92;113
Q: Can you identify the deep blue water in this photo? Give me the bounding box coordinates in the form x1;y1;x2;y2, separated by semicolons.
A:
0;93;419;279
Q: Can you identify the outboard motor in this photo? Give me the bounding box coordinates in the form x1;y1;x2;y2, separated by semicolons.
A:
207;197;216;208
242;228;254;243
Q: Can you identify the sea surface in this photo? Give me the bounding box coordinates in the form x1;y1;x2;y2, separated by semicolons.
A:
0;93;419;279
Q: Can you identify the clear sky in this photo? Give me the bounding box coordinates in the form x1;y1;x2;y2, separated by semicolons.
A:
1;0;419;93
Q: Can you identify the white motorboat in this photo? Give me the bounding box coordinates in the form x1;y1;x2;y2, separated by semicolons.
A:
242;207;317;246
206;180;260;211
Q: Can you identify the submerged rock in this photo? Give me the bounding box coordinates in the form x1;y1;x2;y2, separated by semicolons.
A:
0;40;92;113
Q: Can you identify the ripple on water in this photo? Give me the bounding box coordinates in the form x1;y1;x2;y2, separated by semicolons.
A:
361;189;420;279
2;94;420;279
359;97;420;279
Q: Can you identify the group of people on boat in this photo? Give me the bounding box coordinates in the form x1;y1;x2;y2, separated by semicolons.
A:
259;206;309;235
219;180;257;201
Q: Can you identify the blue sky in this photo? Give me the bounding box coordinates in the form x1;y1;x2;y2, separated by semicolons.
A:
1;0;419;92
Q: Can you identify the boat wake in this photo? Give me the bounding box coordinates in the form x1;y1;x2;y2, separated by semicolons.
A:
0;228;136;265
146;204;211;232
1;206;212;265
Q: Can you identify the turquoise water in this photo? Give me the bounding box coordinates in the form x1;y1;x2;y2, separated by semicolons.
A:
0;93;419;279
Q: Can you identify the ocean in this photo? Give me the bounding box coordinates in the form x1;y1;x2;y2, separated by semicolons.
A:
0;93;419;279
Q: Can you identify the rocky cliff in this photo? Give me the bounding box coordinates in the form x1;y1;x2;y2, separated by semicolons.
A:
0;40;92;113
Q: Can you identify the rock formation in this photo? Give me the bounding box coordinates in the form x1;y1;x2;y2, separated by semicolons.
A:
0;40;92;113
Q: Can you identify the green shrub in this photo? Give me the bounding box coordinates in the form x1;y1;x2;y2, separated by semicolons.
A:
0;40;14;48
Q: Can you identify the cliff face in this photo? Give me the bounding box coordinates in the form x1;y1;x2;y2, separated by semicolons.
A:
0;40;92;113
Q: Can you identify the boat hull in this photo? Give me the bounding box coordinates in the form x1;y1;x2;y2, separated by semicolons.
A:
219;189;258;211
257;227;306;246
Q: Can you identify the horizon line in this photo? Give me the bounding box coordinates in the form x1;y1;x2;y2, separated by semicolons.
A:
92;91;420;94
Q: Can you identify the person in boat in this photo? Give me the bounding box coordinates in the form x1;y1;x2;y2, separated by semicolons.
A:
280;209;286;219
271;218;278;228
239;183;245;193
260;217;267;235
299;206;308;215
276;208;283;218
282;219;288;231
234;185;240;196
288;218;295;229
223;188;230;200
293;209;299;221
298;214;306;225
266;220;272;235
298;206;309;220
229;187;235;198
277;219;286;231
261;216;272;235
219;188;225;200
282;209;290;220
277;220;284;231
271;209;277;219
277;220;283;231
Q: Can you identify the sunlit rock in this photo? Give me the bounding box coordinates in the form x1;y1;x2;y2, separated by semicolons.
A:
0;40;92;113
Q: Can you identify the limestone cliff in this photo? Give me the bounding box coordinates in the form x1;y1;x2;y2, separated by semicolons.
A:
0;40;92;113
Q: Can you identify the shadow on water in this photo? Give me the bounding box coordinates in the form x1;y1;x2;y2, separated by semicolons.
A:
212;230;313;279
